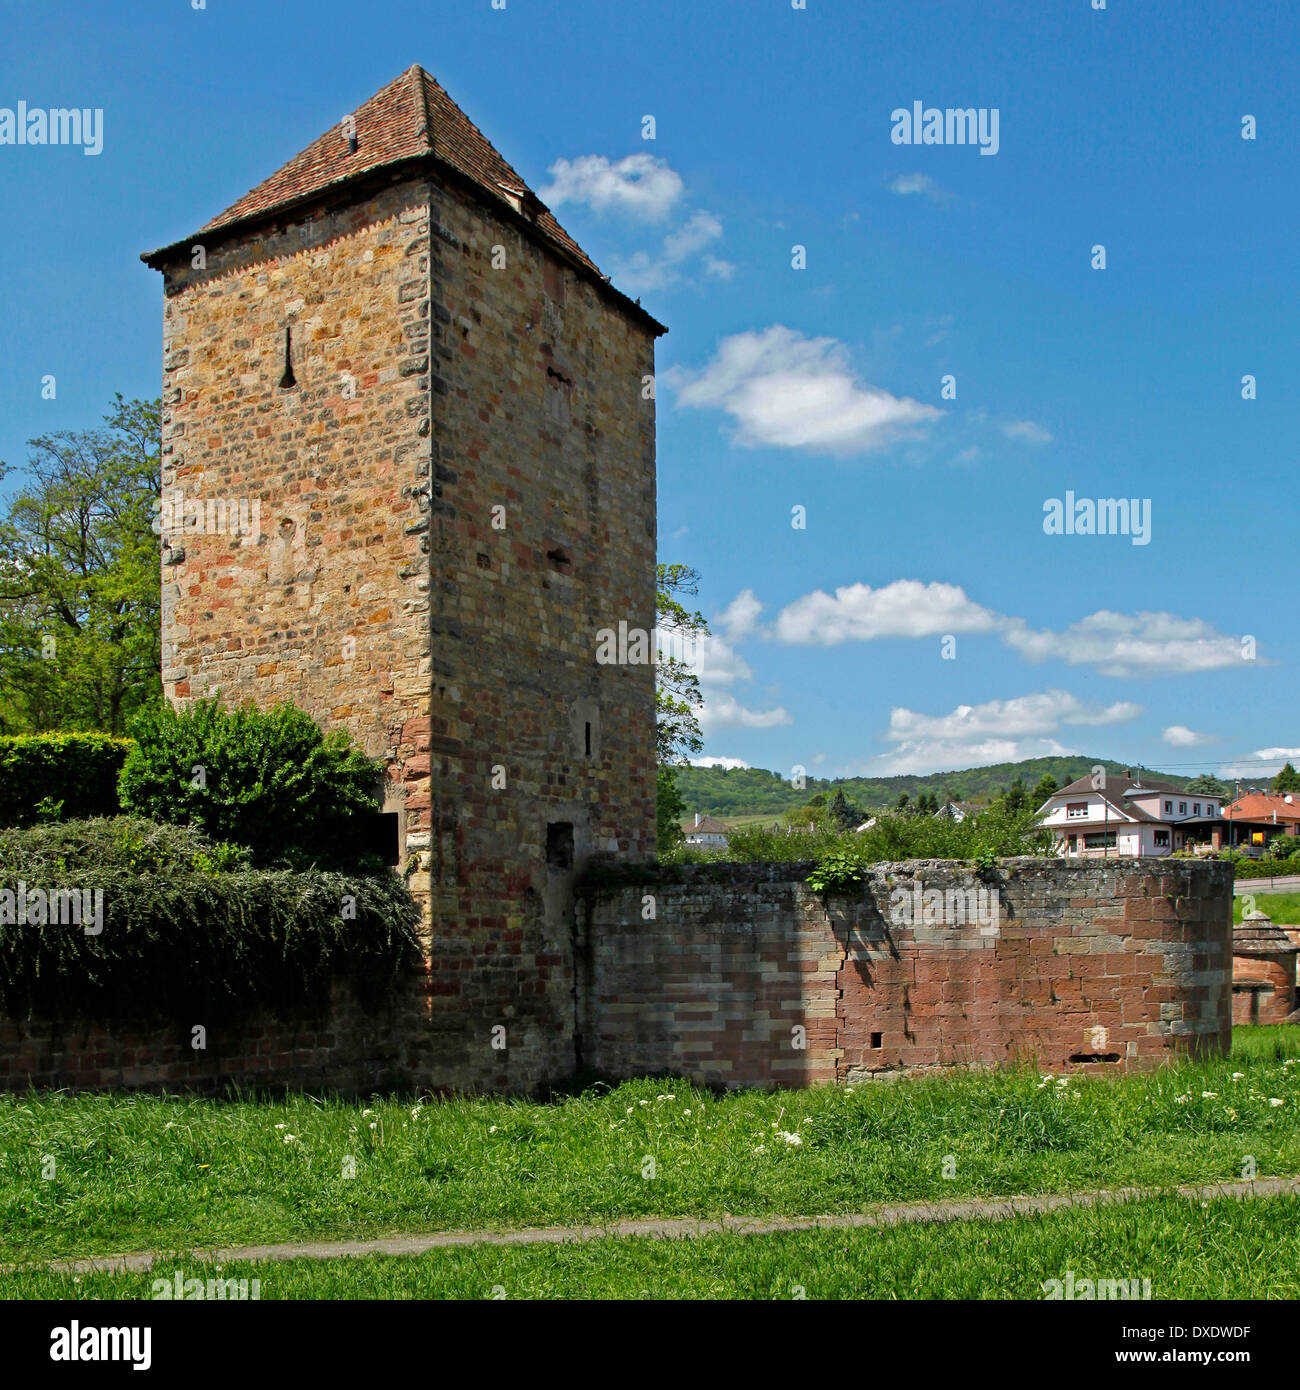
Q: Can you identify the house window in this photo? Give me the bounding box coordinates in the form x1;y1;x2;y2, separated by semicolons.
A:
1164;801;1172;813
1178;802;1186;814
1193;803;1200;816
1083;831;1117;849
1154;830;1170;848
1066;803;1088;819
1206;803;1216;816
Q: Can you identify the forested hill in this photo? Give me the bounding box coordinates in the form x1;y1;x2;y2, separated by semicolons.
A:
672;757;1197;820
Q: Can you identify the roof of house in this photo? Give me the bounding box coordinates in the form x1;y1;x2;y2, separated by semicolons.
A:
1222;793;1300;823
1052;773;1185;800
1234;914;1299;956
141;65;665;335
686;815;733;835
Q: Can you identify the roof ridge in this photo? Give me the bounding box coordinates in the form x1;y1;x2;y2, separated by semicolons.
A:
409;64;434;155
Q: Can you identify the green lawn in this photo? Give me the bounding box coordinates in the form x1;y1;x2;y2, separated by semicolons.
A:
1234;892;1300;925
3;1193;1296;1300
1;1027;1297;1265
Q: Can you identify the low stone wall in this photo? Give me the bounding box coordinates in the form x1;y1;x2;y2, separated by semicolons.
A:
0;857;1235;1095
0;978;430;1096
577;857;1234;1088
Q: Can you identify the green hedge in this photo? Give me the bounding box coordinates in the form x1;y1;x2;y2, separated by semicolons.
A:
1232;854;1300;879
118;699;382;868
0;733;132;827
0;818;421;1019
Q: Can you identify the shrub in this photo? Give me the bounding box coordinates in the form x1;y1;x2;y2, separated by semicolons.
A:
666;807;1049;868
118;699;382;868
0;733;132;827
806;848;868;894
0;817;420;1018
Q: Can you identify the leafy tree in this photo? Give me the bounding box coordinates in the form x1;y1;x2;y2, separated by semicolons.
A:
895;792;910;814
1272;763;1300;793
654;563;710;764
1186;774;1231;800
0;396;161;734
656;765;686;852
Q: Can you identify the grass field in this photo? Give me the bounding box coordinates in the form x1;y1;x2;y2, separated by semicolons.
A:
1234;892;1300;924
1;1028;1297;1268
3;1192;1297;1300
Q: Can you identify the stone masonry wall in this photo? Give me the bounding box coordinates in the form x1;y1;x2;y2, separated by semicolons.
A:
578;858;1234;1088
1232;954;1296;1025
154;167;658;1095
1;858;1233;1095
0;977;429;1096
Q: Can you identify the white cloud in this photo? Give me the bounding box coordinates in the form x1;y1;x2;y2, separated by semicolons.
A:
690;755;750;770
1218;748;1300;779
658;627;751;687
610;210;728;293
775;579;1003;646
695;693;792;733
717;589;763;641
1162;725;1216;748
845;689;1140;777
859;737;1074;778
668;326;941;456
1004;611;1247;678
889;173;950;201
1002;419;1053;445
884;691;1141;745
539;153;684;220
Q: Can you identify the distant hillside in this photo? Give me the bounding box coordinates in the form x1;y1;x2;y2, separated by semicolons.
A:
672;756;1197;821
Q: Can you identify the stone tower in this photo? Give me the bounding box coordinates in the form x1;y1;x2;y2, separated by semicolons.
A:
142;65;665;1091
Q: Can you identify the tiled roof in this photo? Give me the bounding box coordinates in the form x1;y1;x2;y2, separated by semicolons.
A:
1222;793;1300;823
1054;773;1184;799
1234;915;1298;955
687;816;733;835
143;65;664;332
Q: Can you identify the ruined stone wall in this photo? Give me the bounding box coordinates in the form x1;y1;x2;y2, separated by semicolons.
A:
1;859;1234;1095
578;858;1234;1088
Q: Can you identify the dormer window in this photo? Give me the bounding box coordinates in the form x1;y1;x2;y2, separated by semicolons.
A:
1066;803;1088;819
496;182;541;220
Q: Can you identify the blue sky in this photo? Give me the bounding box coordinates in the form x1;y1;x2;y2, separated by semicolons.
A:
1;0;1296;782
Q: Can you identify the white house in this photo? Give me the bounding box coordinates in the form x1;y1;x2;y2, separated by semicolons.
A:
683;813;733;848
1036;771;1223;858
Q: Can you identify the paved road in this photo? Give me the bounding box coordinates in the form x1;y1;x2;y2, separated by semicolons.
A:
1234;874;1300;895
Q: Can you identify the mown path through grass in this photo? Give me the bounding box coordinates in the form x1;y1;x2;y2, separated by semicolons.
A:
13;1172;1300;1277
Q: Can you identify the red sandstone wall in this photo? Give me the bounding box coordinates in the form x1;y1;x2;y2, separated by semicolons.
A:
1232;954;1296;1025
580;858;1234;1087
